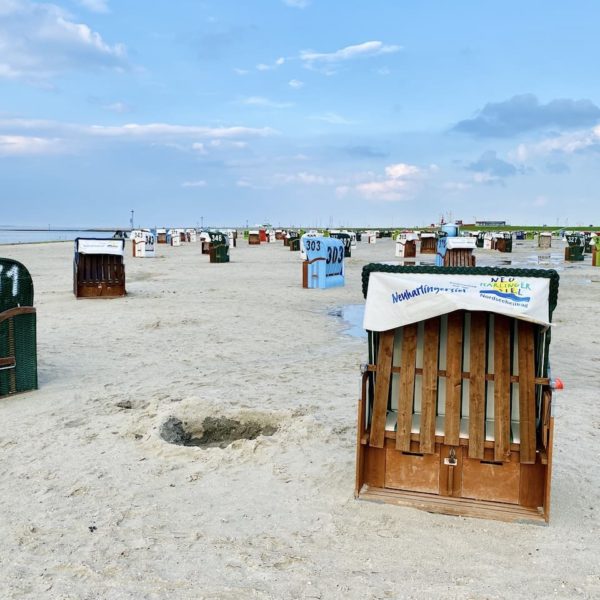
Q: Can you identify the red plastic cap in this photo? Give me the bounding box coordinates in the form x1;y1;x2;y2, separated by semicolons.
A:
553;377;564;390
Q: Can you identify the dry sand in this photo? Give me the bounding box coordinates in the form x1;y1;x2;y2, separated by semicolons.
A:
0;237;599;599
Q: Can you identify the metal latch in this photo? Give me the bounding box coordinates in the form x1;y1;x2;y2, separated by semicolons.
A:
444;448;457;466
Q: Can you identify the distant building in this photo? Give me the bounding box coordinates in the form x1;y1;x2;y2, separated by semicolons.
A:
476;220;506;226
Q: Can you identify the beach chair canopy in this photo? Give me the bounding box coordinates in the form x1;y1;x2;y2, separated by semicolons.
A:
566;233;585;248
76;238;125;256
206;231;227;245
363;264;557;331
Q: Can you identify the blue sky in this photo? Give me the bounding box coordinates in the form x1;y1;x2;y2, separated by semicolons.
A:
1;0;598;227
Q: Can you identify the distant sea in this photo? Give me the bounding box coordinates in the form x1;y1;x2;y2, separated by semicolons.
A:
0;230;120;245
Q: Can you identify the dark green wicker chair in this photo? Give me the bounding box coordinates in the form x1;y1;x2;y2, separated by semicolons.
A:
0;258;37;397
208;232;230;263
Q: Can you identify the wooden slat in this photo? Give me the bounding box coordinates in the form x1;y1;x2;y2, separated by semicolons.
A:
383;430;521;452
396;324;417;452
362;447;386;488
355;372;368;497
445;312;463;446
370;330;395;448
544;416;554;522
494;315;511;462
519;461;545;508
518;321;537;464
365;364;549;385
420;318;439;454
468;312;487;459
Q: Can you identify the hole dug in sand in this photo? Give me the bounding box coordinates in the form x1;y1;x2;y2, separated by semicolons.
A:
160;416;277;449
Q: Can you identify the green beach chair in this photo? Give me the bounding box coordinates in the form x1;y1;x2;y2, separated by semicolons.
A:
0;258;37;398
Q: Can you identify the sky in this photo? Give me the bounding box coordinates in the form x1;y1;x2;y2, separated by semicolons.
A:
1;0;599;228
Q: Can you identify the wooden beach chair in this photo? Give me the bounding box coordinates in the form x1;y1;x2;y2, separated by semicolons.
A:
355;264;559;523
0;258;37;397
538;233;552;249
436;236;476;267
496;233;513;253
395;233;417;258
131;230;156;258
248;230;261;245
73;238;126;298
420;233;437;254
199;231;212;254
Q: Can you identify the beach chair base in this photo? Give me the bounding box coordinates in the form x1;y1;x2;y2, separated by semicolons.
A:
75;283;126;298
73;250;126;298
356;485;546;524
355;429;553;524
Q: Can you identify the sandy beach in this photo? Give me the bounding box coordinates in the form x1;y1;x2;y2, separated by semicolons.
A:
1;237;599;599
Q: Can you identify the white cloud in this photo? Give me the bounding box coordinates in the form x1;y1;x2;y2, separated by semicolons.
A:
0;0;126;80
385;163;420;179
471;172;498;184
300;41;401;64
181;180;206;188
351;162;424;201
236;178;266;189
256;57;285;71
192;142;207;154
376;67;391;76
273;171;335;185
75;0;109;13
356;178;409;201
209;139;247;149
0;118;277;146
90;123;275;139
282;0;310;8
102;101;131;114
310;112;354;125
288;79;304;89
233;67;249;75
443;181;472;192
241;96;293;109
512;125;600;161
0;134;64;156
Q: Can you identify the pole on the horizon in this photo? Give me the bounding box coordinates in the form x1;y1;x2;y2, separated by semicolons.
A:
130;210;134;230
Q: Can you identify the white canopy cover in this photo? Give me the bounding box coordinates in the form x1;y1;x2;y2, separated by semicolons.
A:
363;271;551;332
444;237;476;250
77;239;125;256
